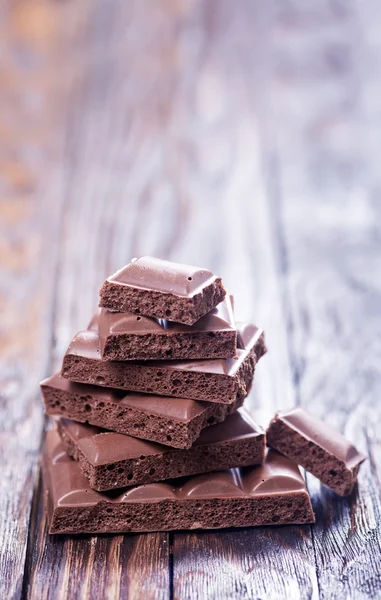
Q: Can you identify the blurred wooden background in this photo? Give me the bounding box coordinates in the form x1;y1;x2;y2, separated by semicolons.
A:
1;1;381;598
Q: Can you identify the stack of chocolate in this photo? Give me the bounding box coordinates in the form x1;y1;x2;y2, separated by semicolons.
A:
40;257;365;535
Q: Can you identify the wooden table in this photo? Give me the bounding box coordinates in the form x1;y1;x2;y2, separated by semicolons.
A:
1;1;381;598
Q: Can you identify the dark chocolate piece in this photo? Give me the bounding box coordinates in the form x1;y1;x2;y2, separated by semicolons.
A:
44;431;315;534
41;374;244;449
61;322;266;404
99;256;226;326
98;296;236;361
56;409;266;491
266;407;366;496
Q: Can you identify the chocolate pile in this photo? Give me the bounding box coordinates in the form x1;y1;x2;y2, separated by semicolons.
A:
40;257;364;535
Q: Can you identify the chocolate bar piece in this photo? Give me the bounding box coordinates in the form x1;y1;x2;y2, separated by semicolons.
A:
99;256;226;326
41;374;244;449
44;430;315;534
266;407;366;496
98;296;236;361
56;409;266;491
61;322;266;404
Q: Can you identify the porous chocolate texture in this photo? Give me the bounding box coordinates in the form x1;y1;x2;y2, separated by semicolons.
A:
56;408;266;491
41;374;244;449
44;431;315;534
61;322;266;404
266;407;366;496
98;295;236;361
99;256;226;326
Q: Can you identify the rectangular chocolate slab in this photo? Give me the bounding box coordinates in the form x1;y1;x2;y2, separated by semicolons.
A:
267;407;366;496
61;322;266;404
41;374;244;449
98;295;236;361
44;431;315;534
56;409;266;491
99;256;226;325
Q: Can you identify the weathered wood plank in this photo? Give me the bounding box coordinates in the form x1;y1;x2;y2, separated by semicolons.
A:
174;527;316;599
0;1;69;597
26;474;170;600
169;2;319;598
4;0;381;598
26;0;190;597
26;1;319;597
255;1;381;598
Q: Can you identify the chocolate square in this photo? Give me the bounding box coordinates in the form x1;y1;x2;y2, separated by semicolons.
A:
267;407;365;496
99;257;226;325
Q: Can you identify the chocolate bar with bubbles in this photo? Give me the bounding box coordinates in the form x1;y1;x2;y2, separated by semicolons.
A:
98;295;236;361
267;407;366;496
41;374;244;449
61;322;266;403
99;256;227;325
44;430;315;534
56;408;266;491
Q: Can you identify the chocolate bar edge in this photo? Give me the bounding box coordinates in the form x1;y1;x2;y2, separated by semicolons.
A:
99;276;226;326
44;432;315;534
101;328;237;362
41;379;245;449
267;413;365;496
61;325;265;404
57;418;266;491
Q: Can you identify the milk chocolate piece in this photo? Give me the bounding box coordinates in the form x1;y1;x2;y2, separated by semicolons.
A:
44;431;315;534
266;407;366;496
61;322;266;404
99;256;226;326
56;409;266;491
98;296;236;361
41;375;244;449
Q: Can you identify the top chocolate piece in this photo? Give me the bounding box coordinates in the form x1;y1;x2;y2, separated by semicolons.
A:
99;257;226;325
266;407;366;496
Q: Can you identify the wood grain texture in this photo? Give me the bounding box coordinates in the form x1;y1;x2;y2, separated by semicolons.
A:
1;0;381;599
158;1;319;598
25;1;174;599
25;1;318;597
26;474;169;600
174;528;316;600
255;1;381;598
0;1;68;597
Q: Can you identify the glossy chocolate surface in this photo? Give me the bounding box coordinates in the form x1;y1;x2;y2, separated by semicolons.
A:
64;321;263;378
45;431;309;504
107;256;217;297
42;374;211;422
271;408;365;468
98;294;235;341
56;408;264;466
